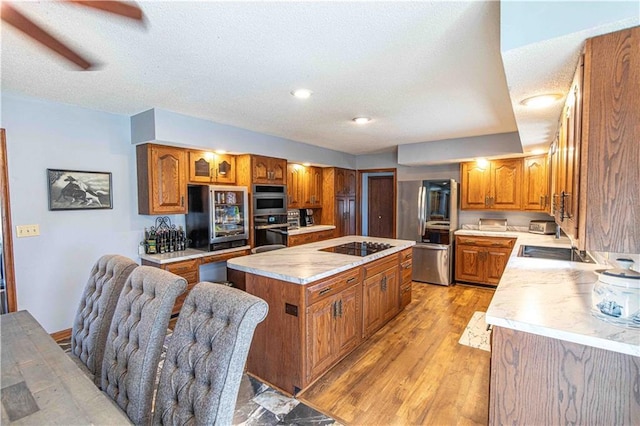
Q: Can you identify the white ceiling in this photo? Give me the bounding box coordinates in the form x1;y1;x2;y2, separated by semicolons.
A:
1;1;638;159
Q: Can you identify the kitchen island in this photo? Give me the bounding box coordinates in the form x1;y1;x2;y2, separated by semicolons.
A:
227;236;415;394
456;229;640;424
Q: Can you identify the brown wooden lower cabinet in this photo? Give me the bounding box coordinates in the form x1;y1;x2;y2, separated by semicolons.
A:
363;256;399;338
288;229;335;247
238;249;409;394
399;248;413;308
141;249;250;314
490;326;640;425
454;235;515;286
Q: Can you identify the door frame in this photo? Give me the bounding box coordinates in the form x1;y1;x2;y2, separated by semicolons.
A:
357;168;397;238
1;129;17;312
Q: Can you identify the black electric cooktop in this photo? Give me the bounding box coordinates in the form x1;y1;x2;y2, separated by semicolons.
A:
320;241;393;257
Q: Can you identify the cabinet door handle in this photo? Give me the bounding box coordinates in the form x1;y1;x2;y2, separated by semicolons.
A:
540;195;544;207
347;277;357;284
485;195;489;206
319;287;332;296
403;264;411;270
338;299;343;317
332;301;338;318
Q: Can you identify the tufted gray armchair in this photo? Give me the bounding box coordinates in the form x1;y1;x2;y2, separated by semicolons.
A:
102;266;187;426
153;282;268;426
69;254;138;387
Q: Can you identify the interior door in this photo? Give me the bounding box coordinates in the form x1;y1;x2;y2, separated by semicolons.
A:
368;176;394;238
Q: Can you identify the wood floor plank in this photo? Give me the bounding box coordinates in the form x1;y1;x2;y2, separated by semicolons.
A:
298;283;495;426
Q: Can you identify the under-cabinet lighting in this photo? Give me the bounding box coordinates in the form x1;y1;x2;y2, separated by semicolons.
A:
531;149;546;155
302;162;311;167
520;94;562;108
476;158;489;169
214;149;227;155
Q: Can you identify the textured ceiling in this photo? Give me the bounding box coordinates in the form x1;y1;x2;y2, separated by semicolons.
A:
1;1;637;159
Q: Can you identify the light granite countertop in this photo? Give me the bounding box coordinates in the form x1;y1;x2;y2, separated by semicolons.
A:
139;245;250;265
287;225;336;236
455;229;639;357
227;236;415;285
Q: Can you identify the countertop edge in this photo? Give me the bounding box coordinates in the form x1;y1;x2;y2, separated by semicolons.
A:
139;245;250;264
485;314;640;357
227;237;416;284
287;225;336;236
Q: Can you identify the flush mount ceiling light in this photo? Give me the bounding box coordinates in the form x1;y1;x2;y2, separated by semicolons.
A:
291;89;313;99
352;117;371;124
520;94;563;108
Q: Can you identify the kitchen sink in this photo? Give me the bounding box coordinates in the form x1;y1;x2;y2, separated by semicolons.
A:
517;245;594;263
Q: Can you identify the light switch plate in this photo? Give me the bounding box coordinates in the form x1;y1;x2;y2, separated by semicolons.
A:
16;224;40;237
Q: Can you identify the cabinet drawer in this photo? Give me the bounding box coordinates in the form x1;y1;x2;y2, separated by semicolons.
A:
399;248;413;262
306;268;361;305
400;282;412;308
364;256;397;279
401;259;412;284
164;259;200;283
455;236;515;248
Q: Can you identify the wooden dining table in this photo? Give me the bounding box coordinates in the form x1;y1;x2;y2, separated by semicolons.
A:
1;310;132;424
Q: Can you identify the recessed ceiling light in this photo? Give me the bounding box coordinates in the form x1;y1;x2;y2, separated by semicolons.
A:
520;94;563;108
352;117;371;124
291;89;313;99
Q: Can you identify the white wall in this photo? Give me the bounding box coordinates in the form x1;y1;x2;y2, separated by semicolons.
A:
1;94;166;332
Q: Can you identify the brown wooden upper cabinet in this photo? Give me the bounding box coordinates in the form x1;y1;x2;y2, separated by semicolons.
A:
322;167;357;236
188;150;236;185
522;154;550;212
335;168;357;196
252;155;287;185
549;26;639;253
287;163;322;208
136;144;187;215
460;158;522;210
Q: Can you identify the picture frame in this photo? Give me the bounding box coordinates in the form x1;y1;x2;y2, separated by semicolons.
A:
47;169;113;210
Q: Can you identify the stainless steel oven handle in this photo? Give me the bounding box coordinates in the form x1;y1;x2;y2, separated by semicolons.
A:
254;224;289;230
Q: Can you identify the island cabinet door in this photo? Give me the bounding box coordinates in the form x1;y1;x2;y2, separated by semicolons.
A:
335;283;362;359
363;263;398;338
306;295;339;380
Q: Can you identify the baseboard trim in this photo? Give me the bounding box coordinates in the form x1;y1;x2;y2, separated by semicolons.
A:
51;328;71;342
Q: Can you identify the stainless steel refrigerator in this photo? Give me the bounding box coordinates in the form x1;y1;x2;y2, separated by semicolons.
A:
397;179;458;286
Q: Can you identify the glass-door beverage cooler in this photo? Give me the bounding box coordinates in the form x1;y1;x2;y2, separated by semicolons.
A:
186;185;249;251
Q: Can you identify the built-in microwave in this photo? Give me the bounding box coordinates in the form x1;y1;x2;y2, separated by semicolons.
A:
252;184;287;216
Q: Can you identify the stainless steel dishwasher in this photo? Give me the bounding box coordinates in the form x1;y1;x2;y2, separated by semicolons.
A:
412;243;452;286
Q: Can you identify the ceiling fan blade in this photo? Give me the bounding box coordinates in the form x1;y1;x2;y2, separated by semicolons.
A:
1;3;93;70
67;1;143;21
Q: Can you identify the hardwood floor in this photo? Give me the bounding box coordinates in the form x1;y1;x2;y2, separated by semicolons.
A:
298;283;495;426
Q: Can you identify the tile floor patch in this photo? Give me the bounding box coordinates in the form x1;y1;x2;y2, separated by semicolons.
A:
458;311;491;352
252;389;300;417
